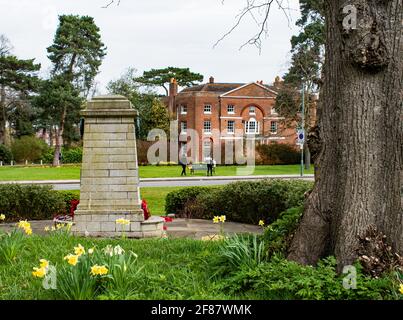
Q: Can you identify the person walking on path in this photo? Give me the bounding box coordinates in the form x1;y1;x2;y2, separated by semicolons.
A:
206;157;213;176
180;156;187;176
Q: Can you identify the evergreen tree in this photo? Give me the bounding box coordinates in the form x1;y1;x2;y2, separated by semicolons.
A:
135;67;203;95
44;15;106;165
0;35;40;144
33;76;83;166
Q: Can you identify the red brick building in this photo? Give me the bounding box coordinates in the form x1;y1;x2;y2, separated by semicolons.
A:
166;76;298;163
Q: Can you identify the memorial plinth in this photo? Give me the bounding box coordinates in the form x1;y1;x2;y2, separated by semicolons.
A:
72;95;164;238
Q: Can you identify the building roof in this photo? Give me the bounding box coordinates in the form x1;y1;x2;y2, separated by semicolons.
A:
180;82;277;94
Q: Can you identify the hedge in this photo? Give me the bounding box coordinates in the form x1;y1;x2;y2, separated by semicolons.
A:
0;184;66;221
165;180;313;224
41;147;83;164
0;144;13;164
11;136;49;163
165;186;215;215
256;142;301;165
57;190;80;213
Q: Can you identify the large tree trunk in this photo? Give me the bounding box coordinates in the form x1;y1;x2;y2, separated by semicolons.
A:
304;144;311;170
288;0;402;269
53;106;67;166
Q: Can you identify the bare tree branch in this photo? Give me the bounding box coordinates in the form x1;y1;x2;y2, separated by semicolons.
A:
215;0;294;53
0;34;13;56
102;0;121;8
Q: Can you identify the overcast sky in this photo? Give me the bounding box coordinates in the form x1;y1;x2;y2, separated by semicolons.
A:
0;0;301;94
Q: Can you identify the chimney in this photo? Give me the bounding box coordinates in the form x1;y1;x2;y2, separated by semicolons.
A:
168;78;178;114
209;76;214;84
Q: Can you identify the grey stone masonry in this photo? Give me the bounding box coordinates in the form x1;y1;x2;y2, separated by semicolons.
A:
72;95;164;238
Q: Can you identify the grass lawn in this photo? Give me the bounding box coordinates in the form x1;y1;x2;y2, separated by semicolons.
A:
140;187;183;215
0;231;397;300
0;164;314;181
0;234;236;300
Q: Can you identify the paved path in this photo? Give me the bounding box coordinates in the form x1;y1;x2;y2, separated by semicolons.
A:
0;218;262;239
0;174;314;190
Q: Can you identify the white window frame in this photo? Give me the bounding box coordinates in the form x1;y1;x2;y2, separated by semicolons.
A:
249;106;256;115
271;107;277;115
227;120;235;134
180;105;187;114
180;121;187;134
270;121;278;134
245;118;259;134
204;104;212;114
203;120;211;134
227;104;235;114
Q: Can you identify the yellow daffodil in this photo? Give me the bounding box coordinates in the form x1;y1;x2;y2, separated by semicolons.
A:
74;244;85;256
219;215;226;223
88;248;95;255
0;214;5;221
115;218;130;225
258;220;265;227
32;267;47;278
44;226;50;232
39;259;49;269
17;220;30;229
51;226;56;231
213;216;219;224
24;227;32;235
90;265;109;276
56;224;63;230
64;254;79;266
399;284;403;294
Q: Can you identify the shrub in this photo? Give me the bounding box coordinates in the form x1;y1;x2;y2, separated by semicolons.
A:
57;190;80;213
11;136;49;163
167;180;313;224
41;147;83;164
41;148;54;164
62;147;82;164
0;144;13;164
220;256;398;300
136;140;153;165
0;184;66;220
264;206;304;256
165;186;213;215
256;142;301;165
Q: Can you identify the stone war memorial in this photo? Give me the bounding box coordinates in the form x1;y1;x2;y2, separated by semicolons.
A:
72;95;164;238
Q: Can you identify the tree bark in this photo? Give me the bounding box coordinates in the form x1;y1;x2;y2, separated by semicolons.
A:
53;105;67;166
288;0;402;270
304;144;311;170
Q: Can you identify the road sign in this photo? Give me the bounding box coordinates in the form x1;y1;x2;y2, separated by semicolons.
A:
297;129;305;145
